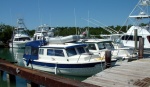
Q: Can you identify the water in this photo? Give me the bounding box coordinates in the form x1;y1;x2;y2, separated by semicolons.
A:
0;48;89;87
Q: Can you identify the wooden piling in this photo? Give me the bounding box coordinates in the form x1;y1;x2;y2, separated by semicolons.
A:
105;50;111;69
6;73;16;87
27;81;39;87
6;73;16;83
0;70;3;77
134;29;138;51
138;37;144;59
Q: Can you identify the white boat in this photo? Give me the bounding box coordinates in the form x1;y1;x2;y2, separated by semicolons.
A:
78;39;137;60
23;36;117;76
32;24;55;41
120;0;150;49
9;19;31;48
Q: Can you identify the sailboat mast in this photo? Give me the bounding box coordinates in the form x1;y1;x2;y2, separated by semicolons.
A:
74;8;77;35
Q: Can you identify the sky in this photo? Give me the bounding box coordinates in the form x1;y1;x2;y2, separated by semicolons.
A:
0;0;138;30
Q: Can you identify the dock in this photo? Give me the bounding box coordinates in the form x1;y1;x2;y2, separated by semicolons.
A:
83;58;150;87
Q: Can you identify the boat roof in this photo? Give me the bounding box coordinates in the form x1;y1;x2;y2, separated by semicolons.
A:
25;40;47;48
40;43;87;49
79;39;112;43
25;40;87;49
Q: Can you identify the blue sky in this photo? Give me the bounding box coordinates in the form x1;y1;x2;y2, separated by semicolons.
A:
0;0;138;29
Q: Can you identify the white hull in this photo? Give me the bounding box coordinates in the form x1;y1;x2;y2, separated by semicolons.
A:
23;59;116;76
121;34;150;49
9;41;30;48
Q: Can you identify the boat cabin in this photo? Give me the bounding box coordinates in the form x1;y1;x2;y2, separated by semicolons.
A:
79;39;114;51
23;41;93;62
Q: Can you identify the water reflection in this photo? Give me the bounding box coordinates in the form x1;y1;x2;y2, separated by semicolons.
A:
0;48;26;87
8;48;25;66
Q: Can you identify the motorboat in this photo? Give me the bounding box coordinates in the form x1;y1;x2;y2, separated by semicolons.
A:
78;39;137;60
32;24;55;42
9;18;31;48
120;0;150;49
23;35;117;76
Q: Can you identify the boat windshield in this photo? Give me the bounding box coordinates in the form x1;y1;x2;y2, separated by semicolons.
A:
66;48;77;57
31;48;39;56
14;37;30;41
98;42;113;50
88;44;96;50
42;32;47;36
76;47;86;54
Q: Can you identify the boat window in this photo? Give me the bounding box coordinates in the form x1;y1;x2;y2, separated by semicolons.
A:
25;46;31;55
31;48;38;55
88;44;96;50
42;32;47;36
39;49;44;55
104;42;113;49
38;36;40;39
98;43;105;50
147;36;150;43
77;47;85;54
66;48;77;57
19;37;30;41
55;49;64;57
14;38;19;41
47;49;55;56
121;35;134;40
121;35;142;41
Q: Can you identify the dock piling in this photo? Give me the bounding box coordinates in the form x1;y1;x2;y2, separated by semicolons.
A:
0;70;3;77
6;73;16;83
134;29;138;51
138;37;144;59
105;50;111;69
27;81;39;87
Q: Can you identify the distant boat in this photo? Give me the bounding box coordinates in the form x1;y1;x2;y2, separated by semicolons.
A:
32;24;55;41
120;0;150;49
78;39;137;60
23;36;117;76
9;18;31;48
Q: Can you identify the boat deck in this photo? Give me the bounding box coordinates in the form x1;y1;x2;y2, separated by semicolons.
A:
83;57;150;87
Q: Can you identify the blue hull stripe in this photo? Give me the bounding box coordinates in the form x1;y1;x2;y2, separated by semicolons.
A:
24;59;116;68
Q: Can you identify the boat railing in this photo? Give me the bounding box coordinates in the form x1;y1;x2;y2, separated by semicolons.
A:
88;53;93;62
76;53;93;63
77;54;81;63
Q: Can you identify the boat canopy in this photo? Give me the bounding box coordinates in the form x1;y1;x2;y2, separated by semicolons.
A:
23;40;47;60
25;40;47;48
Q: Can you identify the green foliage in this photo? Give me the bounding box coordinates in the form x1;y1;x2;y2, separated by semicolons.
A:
0;24;13;43
26;29;35;37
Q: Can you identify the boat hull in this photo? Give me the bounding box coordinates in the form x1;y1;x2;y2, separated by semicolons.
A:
9;41;30;48
23;59;117;76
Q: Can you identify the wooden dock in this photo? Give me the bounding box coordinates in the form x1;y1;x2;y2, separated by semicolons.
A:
83;58;150;87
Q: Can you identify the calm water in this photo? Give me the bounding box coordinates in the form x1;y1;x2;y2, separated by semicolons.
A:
0;48;89;87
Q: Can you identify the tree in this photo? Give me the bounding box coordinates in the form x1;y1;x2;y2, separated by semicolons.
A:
0;24;13;43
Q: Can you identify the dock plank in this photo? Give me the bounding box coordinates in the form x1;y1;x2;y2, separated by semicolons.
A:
83;59;150;87
84;77;138;87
